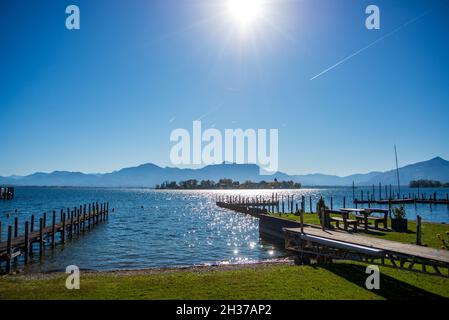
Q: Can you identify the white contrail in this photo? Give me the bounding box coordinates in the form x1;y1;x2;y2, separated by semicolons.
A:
310;8;435;81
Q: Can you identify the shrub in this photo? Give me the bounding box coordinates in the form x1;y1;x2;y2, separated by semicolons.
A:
392;205;406;219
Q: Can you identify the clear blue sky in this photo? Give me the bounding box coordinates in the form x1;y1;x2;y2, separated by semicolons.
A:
1;0;448;177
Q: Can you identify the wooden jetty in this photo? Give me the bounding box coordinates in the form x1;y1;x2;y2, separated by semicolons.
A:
216;193;449;278
284;226;449;278
352;183;449;207
0;202;109;274
0;187;14;200
216;195;280;217
354;198;449;205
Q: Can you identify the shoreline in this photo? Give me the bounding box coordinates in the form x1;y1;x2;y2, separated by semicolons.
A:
6;258;295;280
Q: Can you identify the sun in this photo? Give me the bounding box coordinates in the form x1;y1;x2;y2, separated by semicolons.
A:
226;0;266;31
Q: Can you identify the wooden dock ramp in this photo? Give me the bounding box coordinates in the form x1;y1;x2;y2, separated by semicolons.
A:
284;226;449;278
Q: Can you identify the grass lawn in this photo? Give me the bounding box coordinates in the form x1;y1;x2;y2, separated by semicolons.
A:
1;212;448;300
1;262;449;300
276;213;449;249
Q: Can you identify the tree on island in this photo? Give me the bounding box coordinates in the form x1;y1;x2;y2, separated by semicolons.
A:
155;179;301;190
409;180;449;188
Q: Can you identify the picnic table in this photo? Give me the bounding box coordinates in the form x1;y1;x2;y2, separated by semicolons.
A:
340;208;388;230
325;210;358;231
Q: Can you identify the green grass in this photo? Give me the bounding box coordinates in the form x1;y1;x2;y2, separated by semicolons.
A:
277;212;449;249
1;213;447;300
1;263;449;300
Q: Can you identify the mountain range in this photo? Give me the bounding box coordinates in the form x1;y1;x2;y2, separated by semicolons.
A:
1;157;449;188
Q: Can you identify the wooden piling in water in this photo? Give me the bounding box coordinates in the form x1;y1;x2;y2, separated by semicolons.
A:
77;208;81;236
24;221;29;264
39;218;44;256
309;196;312;213
52;211;56;248
83;205;86;232
6;226;12;273
14;217;18;238
70;209;74;236
61;210;66;244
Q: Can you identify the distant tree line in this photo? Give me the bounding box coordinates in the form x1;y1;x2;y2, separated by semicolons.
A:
409;180;449;188
155;178;301;190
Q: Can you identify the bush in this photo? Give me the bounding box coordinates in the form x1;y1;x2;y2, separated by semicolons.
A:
392;205;406;219
437;232;449;250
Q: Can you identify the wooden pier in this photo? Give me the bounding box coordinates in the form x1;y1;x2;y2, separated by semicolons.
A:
352;183;449;207
216;193;449;278
0;202;109;274
0;187;14;200
354;198;449;205
216;195;280;217
284;226;449;277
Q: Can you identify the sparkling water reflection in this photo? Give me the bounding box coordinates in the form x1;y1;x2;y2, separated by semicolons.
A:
0;187;448;272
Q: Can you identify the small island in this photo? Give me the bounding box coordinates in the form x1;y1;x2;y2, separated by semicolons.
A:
155;178;301;190
409;180;449;188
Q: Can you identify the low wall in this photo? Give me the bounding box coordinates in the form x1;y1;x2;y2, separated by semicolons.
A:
259;214;302;244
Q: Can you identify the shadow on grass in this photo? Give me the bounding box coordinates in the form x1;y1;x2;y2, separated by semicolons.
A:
322;263;445;300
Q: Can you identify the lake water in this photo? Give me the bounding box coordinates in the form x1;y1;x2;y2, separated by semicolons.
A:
1;187;448;272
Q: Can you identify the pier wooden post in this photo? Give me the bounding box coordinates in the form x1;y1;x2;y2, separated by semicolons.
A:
43;212;47;229
96;202;99;224
6;226;12;273
83;205;86;232
52;211;56;248
88;204;92;229
14;217;18;238
300;208;304;234
24;221;30;264
77;208;81;236
39;218;44;256
343;196;346;208
416;215;422;246
330;197;333;210
379;183;382;200
61;210;66;244
309;196;312;213
0;221;2;243
69;211;74;238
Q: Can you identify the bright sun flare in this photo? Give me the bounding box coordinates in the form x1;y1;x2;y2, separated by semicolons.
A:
226;0;266;30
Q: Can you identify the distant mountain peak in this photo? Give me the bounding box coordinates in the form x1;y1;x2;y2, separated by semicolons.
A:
1;156;448;187
429;156;447;163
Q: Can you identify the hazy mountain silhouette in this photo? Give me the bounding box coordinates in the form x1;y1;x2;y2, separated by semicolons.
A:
1;157;448;187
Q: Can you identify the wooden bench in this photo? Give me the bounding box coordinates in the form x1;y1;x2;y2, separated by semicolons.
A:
355;209;389;230
325;210;358;231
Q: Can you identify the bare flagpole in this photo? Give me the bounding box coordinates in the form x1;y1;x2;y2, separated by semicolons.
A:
394;144;401;196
